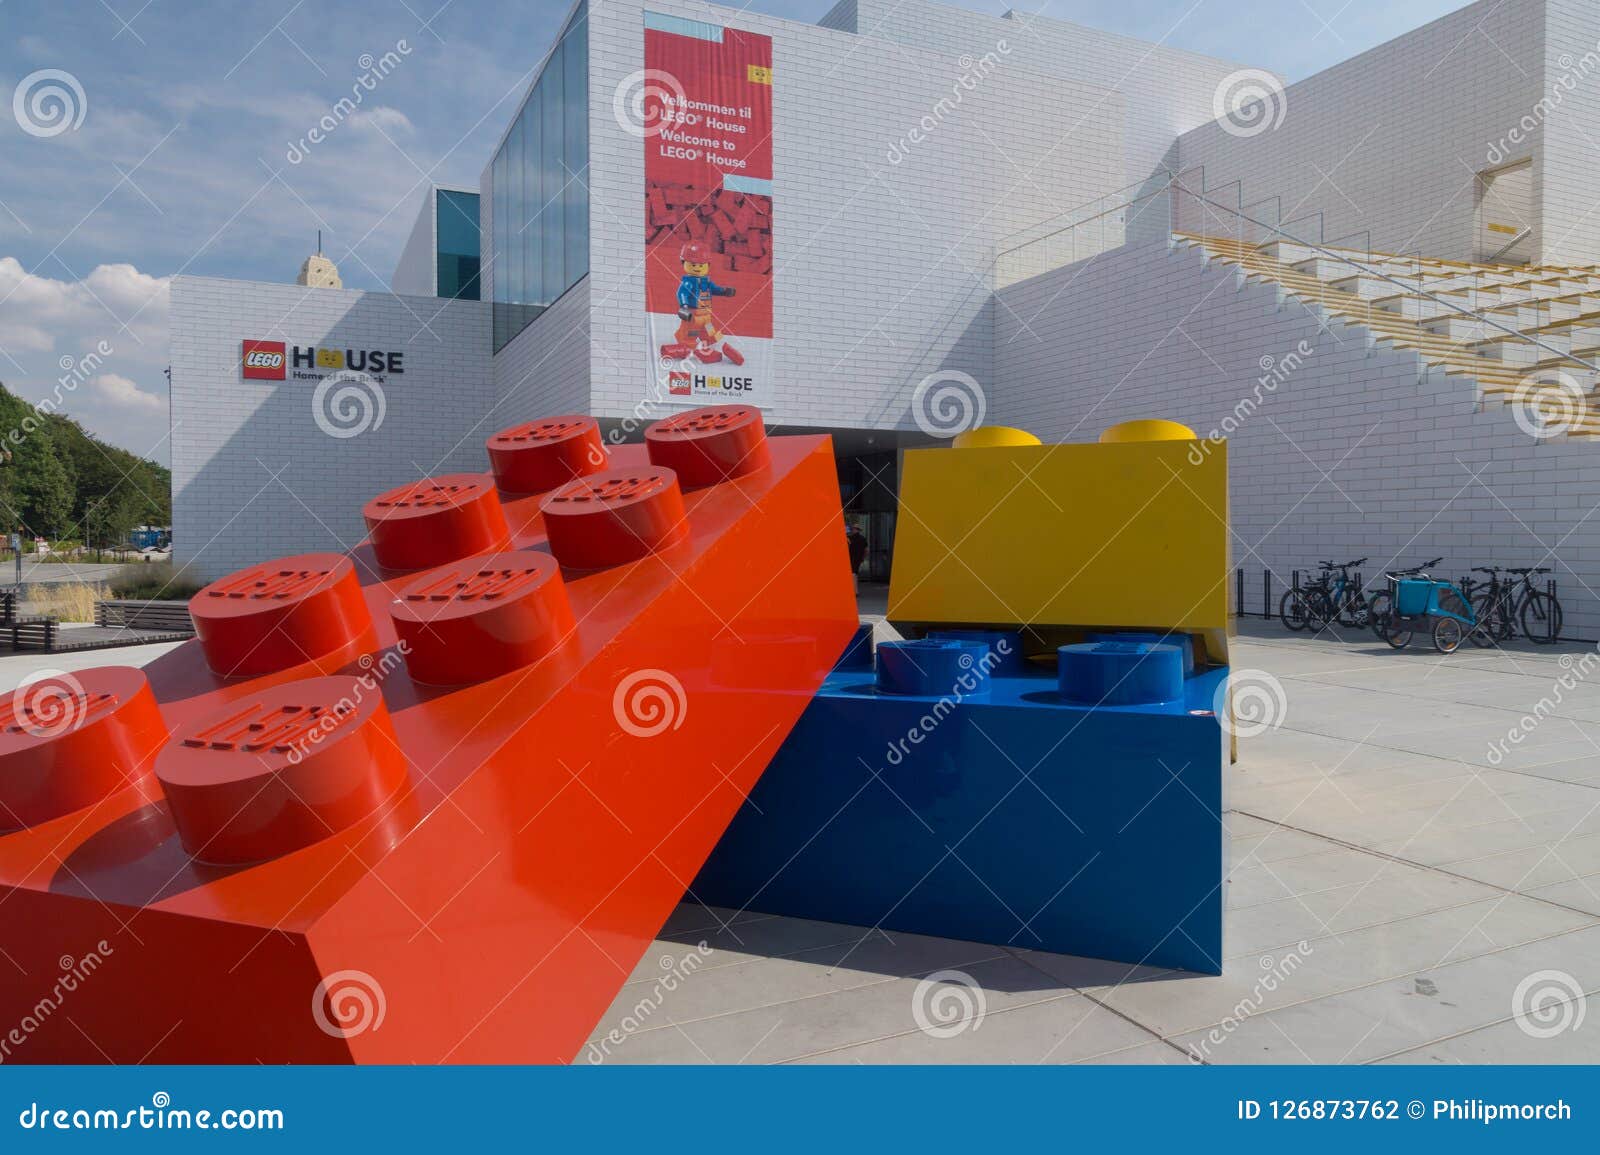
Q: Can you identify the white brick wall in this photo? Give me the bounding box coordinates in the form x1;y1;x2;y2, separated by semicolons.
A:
390;187;436;296
170;276;492;579
491;275;592;419
993;240;1600;640
1538;0;1600;266
581;0;1123;432
1174;0;1549;263
846;0;1251;198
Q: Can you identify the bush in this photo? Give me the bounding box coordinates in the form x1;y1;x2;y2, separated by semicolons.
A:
31;582;107;623
108;561;203;601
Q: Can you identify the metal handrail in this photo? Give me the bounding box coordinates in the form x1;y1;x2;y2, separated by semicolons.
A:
1169;180;1600;378
1485;226;1535;264
993;170;1600;378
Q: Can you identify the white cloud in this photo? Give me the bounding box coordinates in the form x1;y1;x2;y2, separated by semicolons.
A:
0;256;169;354
353;105;414;135
0;256;171;462
89;373;165;413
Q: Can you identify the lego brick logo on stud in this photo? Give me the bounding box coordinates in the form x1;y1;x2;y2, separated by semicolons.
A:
241;340;286;380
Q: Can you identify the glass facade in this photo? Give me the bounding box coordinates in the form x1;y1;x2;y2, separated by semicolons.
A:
492;2;589;353
436;189;481;300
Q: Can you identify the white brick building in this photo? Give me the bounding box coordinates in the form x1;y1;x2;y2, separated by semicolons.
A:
170;0;1600;638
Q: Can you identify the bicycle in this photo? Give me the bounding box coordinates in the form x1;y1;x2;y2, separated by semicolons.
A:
1379;573;1477;654
1464;566;1562;646
1368;557;1442;641
1280;558;1372;632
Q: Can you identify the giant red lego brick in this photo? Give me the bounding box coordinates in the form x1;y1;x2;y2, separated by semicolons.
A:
485;415;605;496
645;405;770;488
0;413;857;1064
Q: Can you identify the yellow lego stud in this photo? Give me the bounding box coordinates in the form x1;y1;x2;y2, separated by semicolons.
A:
951;425;1042;449
316;347;345;369
1098;418;1196;443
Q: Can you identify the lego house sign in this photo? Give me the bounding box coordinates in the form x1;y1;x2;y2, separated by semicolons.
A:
240;339;406;383
642;12;774;406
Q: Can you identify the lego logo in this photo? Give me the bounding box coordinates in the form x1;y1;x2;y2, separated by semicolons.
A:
242;339;287;380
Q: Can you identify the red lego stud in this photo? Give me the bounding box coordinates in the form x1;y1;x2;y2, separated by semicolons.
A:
155;675;407;866
486;416;607;496
645;404;771;488
362;474;510;572
189;553;376;677
539;466;689;569
388;551;577;685
0;667;168;832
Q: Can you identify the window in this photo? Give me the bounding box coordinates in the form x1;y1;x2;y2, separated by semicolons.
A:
492;148;507;341
492;2;589;352
435;189;481;300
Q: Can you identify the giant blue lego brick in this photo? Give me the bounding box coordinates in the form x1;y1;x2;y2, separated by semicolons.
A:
693;646;1228;975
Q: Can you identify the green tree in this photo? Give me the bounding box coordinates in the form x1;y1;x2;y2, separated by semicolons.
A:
0;381;170;542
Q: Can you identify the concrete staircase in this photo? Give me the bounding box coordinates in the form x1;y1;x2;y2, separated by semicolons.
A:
1173;232;1600;439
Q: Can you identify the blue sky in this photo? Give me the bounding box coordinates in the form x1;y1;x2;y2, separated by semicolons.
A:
0;0;1468;463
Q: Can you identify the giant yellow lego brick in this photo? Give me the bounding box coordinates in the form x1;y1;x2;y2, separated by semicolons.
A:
889;439;1229;635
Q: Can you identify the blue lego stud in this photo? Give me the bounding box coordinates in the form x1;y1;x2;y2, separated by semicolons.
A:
1086;630;1196;676
924;628;1028;675
833;622;875;672
1057;641;1183;706
875;639;993;699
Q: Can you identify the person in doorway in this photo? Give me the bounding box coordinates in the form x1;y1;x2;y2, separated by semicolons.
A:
845;521;868;578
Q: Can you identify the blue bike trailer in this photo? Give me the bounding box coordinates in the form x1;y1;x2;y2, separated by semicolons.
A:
1396;578;1435;617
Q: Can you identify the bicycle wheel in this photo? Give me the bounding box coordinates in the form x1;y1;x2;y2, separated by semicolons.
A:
1470;589;1505;645
1279;589;1312;632
1520;591;1563;645
1342;592;1371;628
1433;617;1464;654
1385;619;1414;649
1368;591;1391;640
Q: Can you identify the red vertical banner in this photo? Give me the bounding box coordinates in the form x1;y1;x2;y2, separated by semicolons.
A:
641;14;773;406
